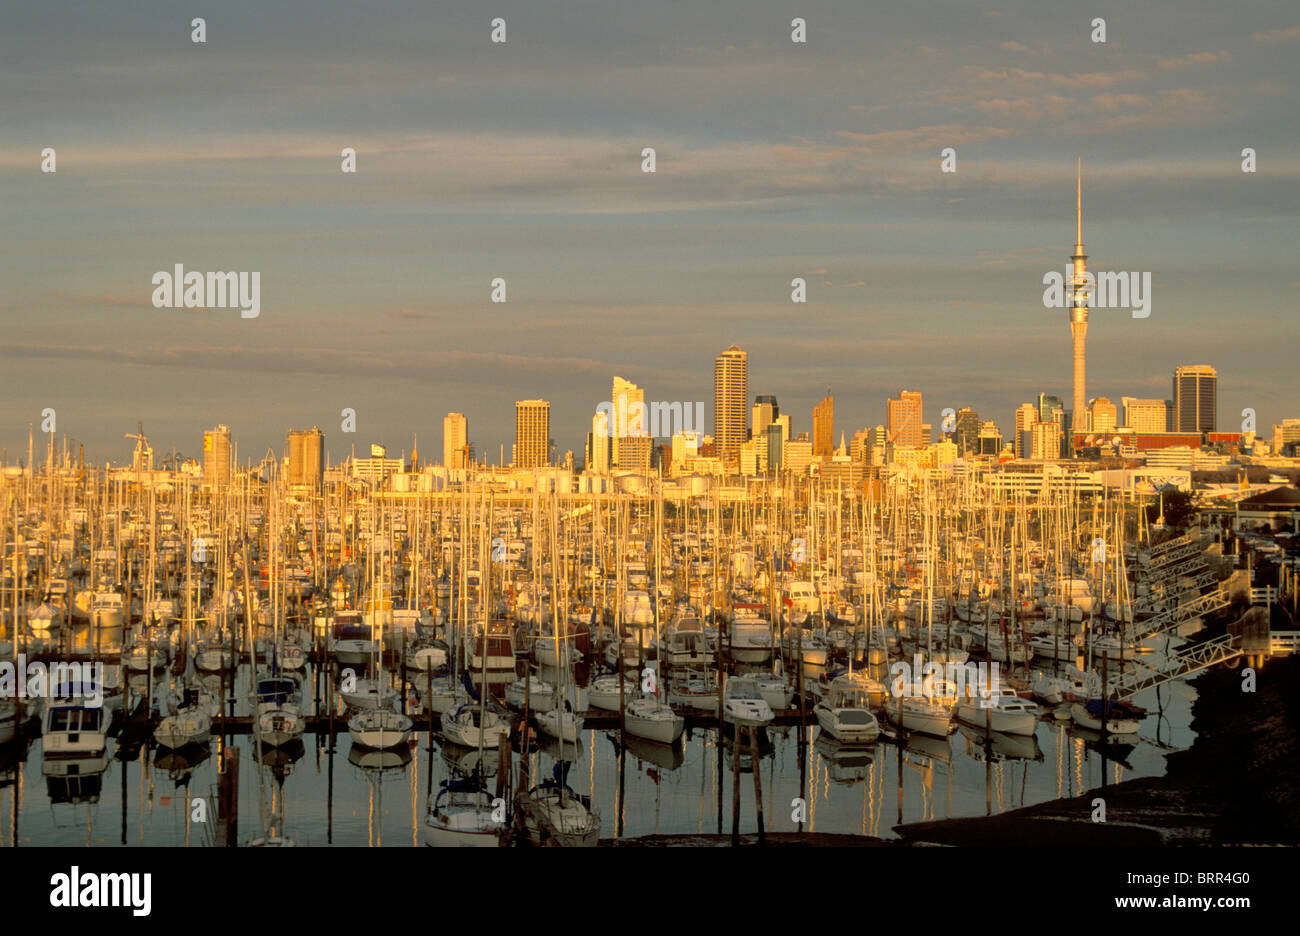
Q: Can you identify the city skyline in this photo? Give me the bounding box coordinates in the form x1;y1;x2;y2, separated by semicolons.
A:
2;1;1296;463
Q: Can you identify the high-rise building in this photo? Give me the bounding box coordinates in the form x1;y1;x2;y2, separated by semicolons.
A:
514;400;550;469
1014;403;1036;458
611;376;646;468
589;410;611;474
1121;397;1169;434
954;407;979;456
812;394;834;458
443;413;468;469
203;425;232;488
1030;421;1062;461
1173;365;1217;433
286;427;324;490
714;345;748;462
1088;397;1118;433
977;421;1002;456
887;391;923;447
1068;160;1089;450
752;395;778;439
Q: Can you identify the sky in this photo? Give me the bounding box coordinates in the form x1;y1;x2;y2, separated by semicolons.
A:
1;0;1296;467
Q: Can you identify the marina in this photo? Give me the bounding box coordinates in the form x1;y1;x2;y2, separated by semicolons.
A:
1;435;1286;847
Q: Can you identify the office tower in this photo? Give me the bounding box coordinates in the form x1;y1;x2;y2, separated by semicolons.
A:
443;413;468;469
812;394;834;458
286;426;325;490
752;395;778;438
1121;397;1169;434
714;345;748;461
203;425;232;488
1031;421;1062;460
886;391;923;447
1038;393;1068;456
1088;397;1118;434
954;407;979;456
617;436;653;472
514;400;550;468
611;376;646;468
977;421;1002;456
590;410;611;473
1068;160;1089;448
1014;403;1036;458
1173;365;1218;432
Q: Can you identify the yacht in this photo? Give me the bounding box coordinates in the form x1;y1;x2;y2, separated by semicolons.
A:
814;672;881;744
424;777;505;846
255;674;306;747
722;676;775;727
956;688;1041;736
348;707;414;749
623;696;685;745
441;703;510;749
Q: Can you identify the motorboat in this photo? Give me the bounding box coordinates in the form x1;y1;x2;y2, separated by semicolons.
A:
814;672;881;744
722;676;774;727
956;688;1040;736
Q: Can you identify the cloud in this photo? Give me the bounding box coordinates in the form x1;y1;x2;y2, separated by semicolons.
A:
1251;27;1300;42
1000;41;1033;54
1157;51;1232;70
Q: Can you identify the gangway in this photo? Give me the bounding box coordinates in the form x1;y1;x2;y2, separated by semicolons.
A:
1115;633;1242;699
1133;587;1231;642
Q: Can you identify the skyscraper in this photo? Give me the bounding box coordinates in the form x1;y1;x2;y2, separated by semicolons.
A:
589;410;610;474
286;426;324;490
954;407;979;456
203;424;232;488
514;400;550;468
714;345;748;462
1014;402;1037;458
752;395;778;438
1173;365;1218;432
812;394;834;458
886;391;923;447
611;376;646;468
1068;160;1089;450
443;413;468;469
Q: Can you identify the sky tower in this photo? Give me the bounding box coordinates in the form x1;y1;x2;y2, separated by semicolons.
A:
1069;159;1089;448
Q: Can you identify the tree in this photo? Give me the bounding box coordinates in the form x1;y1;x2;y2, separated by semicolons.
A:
1147;488;1197;531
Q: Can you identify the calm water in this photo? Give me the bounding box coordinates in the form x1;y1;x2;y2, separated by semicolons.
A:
0;647;1197;846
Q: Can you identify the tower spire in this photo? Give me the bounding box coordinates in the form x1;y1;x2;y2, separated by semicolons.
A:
1075;157;1083;250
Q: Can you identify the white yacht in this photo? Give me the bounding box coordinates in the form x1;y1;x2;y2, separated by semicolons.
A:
956;688;1040;736
624;696;685;745
722;676;775;727
424;778;505;846
441;703;510;749
814;672;881;744
348;707;414;749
